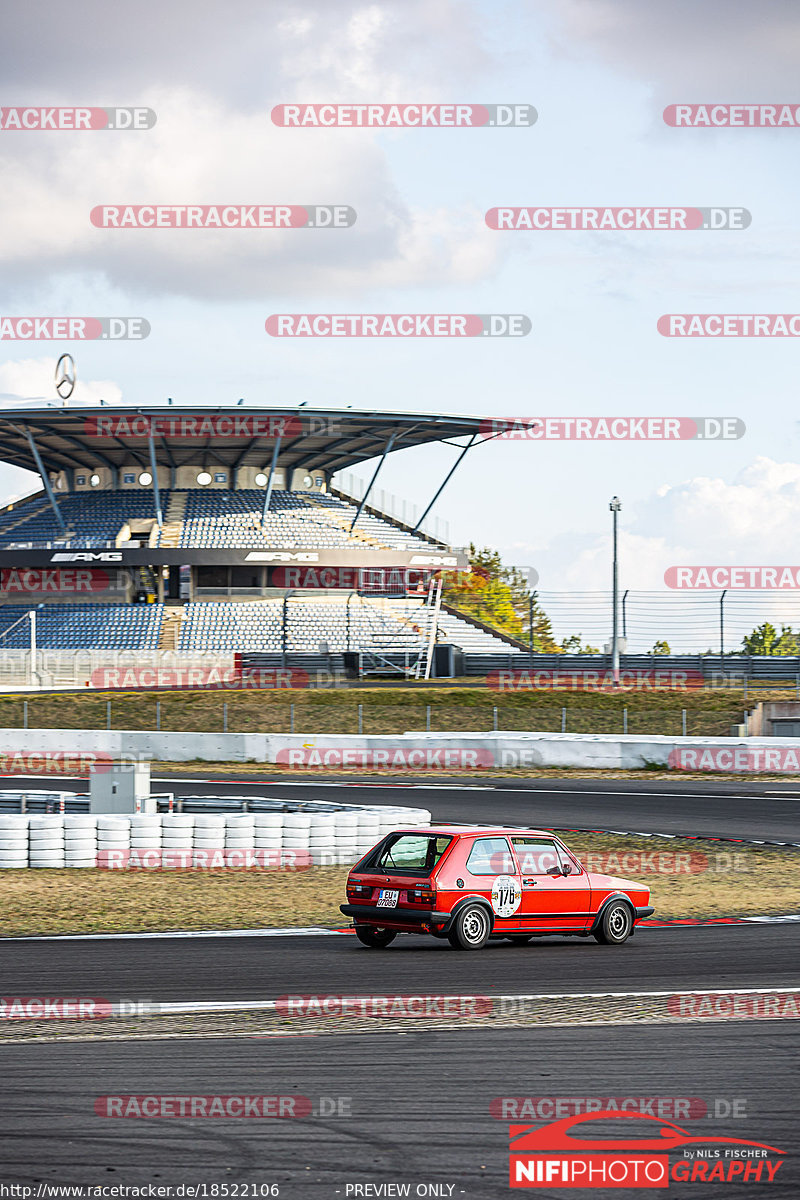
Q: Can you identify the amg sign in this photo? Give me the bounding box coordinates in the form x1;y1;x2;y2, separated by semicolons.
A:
50;552;124;562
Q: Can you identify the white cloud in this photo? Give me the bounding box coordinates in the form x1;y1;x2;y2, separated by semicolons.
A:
0;357;121;406
546;0;800;96
0;87;501;302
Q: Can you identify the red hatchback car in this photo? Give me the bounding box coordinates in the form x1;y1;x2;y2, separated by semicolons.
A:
340;825;654;950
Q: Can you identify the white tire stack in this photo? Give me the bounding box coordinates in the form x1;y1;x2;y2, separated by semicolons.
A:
282;813;311;866
355;809;382;857
253;812;283;850
225;814;256;849
192;814;226;848
63;814;98;868
129;814;162;850
192;813;227;867
334;809;360;866
161;814;194;847
95;817;130;869
160;814;194;867
0;815;29;868
28;815;66;868
308;812;337;867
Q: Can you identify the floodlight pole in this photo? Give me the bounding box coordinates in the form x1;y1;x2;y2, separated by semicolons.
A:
610;497;622;686
29;609;37;688
529;594;534;658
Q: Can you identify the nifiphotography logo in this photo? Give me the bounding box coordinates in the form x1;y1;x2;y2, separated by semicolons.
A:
508;1112;785;1188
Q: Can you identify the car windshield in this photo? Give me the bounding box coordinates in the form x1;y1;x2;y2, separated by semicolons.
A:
368;833;452;876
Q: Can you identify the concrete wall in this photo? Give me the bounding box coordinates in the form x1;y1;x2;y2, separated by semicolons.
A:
1;728;800;773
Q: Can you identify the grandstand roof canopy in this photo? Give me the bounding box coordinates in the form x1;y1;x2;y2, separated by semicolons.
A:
0;405;487;477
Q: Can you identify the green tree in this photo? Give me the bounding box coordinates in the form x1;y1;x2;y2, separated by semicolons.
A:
742;622;800;655
441;545;559;649
561;634;600;655
651;640;671;655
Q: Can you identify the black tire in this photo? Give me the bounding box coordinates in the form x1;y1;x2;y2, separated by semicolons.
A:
354;926;397;948
507;936;533;945
447;903;491;950
592;901;634;945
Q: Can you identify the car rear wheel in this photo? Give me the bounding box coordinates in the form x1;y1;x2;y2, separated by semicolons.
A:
506;936;533;945
593;901;633;945
448;904;491;950
354;926;397;948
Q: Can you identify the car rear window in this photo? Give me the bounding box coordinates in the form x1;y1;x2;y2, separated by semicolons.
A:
365;833;453;876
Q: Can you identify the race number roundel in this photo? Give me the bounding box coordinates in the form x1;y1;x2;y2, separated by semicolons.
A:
491;875;521;918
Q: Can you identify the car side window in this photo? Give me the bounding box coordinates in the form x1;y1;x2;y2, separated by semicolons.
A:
466;837;515;876
510;837;563;876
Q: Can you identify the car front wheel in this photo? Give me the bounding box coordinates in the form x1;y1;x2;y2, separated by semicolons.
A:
354;926;397;948
447;904;491;950
593;901;633;945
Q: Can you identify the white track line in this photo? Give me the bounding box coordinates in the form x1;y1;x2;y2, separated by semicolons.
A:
3;915;800;943
94;986;800;1018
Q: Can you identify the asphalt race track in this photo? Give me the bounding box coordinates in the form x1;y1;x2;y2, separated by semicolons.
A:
1;774;798;1196
2;924;799;998
0;1026;796;1196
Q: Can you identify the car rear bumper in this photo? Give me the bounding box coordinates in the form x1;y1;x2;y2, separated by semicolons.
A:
340;904;451;927
635;906;655;919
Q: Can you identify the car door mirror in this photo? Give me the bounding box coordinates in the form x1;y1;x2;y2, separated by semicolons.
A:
562;862;573;876
546;865;562;876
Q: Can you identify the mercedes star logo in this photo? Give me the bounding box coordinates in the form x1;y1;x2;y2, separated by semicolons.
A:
54;353;76;400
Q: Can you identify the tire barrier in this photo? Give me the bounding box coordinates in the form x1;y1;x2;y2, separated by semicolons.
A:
0;804;432;869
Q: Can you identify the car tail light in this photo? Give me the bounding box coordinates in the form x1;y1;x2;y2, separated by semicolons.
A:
406;884;436;905
347;884;372;899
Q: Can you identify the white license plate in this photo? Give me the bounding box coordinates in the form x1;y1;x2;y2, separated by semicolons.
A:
377;889;399;908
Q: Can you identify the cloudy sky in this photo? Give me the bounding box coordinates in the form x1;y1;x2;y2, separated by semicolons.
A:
1;0;799;645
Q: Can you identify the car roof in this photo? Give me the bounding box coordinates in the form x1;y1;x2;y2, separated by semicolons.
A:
389;826;557;838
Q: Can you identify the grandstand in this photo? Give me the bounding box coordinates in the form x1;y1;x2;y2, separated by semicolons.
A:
0;403;522;679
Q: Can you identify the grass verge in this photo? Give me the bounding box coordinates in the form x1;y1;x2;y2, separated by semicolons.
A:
0;684;773;739
1;834;798;937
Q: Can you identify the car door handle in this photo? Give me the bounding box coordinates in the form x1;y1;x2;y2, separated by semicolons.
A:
523;878;537;886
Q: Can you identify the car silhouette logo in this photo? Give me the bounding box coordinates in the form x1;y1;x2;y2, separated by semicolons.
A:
509;1111;783;1154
